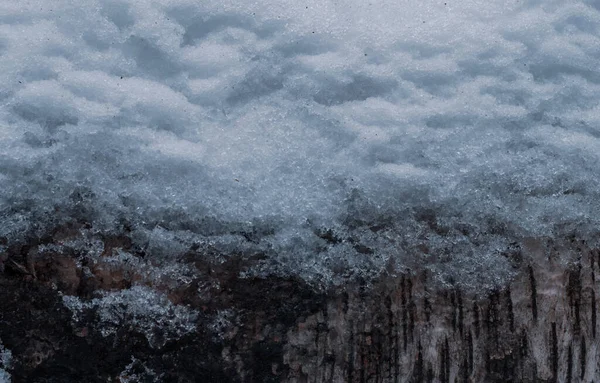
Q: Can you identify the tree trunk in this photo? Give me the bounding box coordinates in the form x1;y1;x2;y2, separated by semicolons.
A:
0;236;597;382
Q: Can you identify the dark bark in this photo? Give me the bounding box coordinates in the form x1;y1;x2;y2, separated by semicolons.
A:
0;237;598;382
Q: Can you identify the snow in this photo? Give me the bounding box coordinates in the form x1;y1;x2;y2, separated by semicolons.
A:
63;286;198;348
1;0;600;288
0;369;9;383
0;340;11;383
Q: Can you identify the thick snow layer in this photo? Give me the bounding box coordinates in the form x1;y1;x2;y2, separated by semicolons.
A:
2;0;600;287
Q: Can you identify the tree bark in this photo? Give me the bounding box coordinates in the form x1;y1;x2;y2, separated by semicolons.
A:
0;236;597;382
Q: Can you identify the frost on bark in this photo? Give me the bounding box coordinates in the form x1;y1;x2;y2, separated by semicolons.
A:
285;238;599;382
0;235;598;382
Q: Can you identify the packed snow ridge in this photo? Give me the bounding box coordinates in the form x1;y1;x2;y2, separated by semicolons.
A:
1;0;600;288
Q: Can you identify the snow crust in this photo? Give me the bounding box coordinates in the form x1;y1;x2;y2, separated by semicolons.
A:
2;0;600;288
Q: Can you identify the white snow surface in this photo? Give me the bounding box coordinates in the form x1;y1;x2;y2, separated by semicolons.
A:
2;0;600;287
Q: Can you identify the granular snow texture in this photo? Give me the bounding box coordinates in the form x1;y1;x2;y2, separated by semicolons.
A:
1;0;600;288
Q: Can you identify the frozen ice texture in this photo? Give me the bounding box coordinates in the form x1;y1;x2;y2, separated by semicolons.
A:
62;286;198;348
119;357;162;383
2;0;600;288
